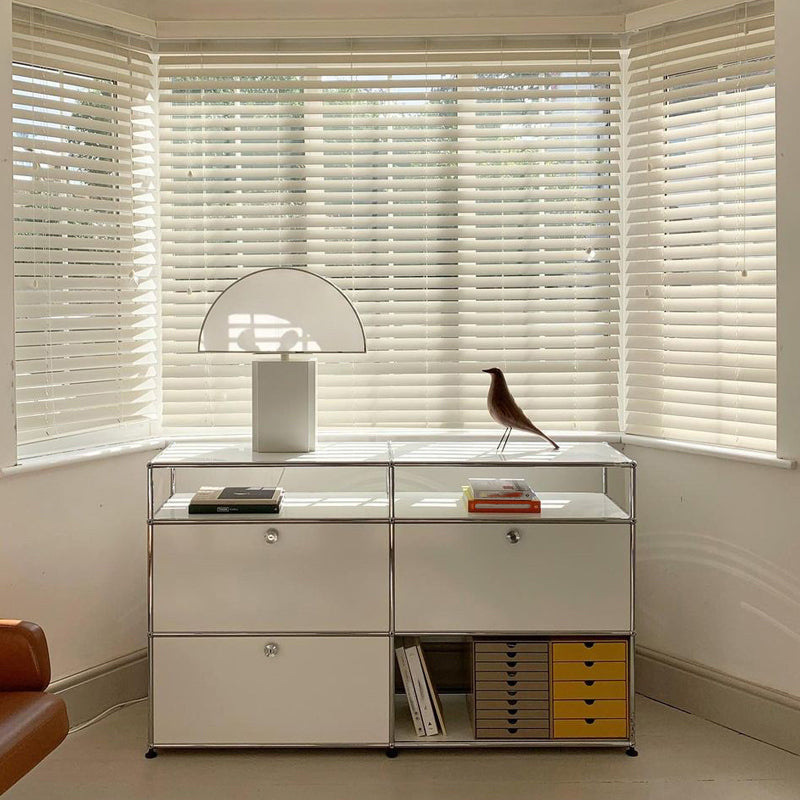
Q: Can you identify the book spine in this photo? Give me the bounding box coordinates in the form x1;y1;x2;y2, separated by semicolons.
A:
188;504;282;514
405;646;438;735
467;499;541;513
395;647;426;737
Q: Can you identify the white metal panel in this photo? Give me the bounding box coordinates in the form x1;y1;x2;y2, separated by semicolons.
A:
153;636;390;744
153;523;389;632
394;522;631;632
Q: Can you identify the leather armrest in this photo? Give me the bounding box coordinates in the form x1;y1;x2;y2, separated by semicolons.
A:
0;621;51;691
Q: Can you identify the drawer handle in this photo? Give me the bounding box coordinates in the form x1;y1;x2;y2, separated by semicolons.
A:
505;529;521;544
506;680;518;687
584;700;596;706
507;700;518;706
585;718;596;724
505;651;517;658
507;728;518;734
263;643;279;658
508;691;518;696
584;661;595;667
584;680;595;686
584;643;595;649
506;671;518;677
264;528;280;544
506;661;518;668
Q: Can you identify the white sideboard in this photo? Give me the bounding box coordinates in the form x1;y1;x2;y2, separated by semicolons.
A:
146;440;636;756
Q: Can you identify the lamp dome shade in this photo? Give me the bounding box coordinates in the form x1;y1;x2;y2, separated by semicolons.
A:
198;268;366;354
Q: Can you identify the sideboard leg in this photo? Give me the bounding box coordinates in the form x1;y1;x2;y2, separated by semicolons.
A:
625;746;638;757
145;747;158;759
385;747;399;759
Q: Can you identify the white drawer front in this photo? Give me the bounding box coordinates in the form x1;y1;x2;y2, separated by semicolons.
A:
153;636;390;745
395;523;631;633
153;523;389;632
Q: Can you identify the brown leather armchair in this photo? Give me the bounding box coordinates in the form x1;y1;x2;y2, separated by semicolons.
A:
0;621;69;795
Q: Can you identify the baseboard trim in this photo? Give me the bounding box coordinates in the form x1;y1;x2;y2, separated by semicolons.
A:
49;649;147;729
636;645;800;755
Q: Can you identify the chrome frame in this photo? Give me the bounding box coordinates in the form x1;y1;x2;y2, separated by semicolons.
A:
146;441;636;753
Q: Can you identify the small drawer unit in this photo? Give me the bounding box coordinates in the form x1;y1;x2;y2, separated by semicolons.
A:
473;639;550;740
551;639;629;740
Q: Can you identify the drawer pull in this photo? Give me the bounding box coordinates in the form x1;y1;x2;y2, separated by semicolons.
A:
585;700;595;706
508;700;518;706
507;680;517;687
585;661;595;667
263;642;279;658
584;643;595;649
505;529;521;544
264;528;280;544
586;718;596;724
507;728;518;734
506;661;518;668
584;681;595;686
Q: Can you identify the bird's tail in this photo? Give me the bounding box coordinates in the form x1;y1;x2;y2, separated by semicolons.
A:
543;433;560;450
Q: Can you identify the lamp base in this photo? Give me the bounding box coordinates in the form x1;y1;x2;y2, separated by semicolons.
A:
252;359;316;453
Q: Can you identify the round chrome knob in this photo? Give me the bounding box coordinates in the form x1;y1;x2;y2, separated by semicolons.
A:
264;643;279;658
264;528;279;544
505;529;521;544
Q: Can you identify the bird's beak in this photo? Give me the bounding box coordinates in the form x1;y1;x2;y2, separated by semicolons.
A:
482;369;490;373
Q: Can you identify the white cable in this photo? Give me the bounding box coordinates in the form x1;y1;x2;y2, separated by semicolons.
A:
67;697;147;735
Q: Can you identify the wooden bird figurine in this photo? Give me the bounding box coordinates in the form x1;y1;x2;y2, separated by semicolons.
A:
483;367;559;451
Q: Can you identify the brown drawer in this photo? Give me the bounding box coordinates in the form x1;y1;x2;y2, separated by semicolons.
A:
476;709;549;722
553;699;627;719
477;727;549;739
476;679;549;691
477;699;550;712
476;666;549;680
475;641;548;654
552;641;627;662
552;661;626;681
552;681;627;700
477;689;549;701
475;652;550;664
553;719;628;739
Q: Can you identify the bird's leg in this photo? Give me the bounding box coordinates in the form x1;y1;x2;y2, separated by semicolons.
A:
497;427;511;453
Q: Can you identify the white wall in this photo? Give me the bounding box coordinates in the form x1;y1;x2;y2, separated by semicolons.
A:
629;444;800;698
0;449;158;680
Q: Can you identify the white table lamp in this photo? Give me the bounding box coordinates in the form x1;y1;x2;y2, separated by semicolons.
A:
198;268;366;452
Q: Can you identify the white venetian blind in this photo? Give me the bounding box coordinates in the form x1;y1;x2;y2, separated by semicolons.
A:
12;6;158;453
158;36;621;432
625;1;776;451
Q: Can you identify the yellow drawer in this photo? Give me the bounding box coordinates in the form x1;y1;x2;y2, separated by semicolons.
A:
553;699;627;719
553;718;628;739
552;661;626;681
552;681;627;700
552;641;627;662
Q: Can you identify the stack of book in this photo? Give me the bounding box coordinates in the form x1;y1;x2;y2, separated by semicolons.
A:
462;477;541;513
188;486;284;514
396;639;446;737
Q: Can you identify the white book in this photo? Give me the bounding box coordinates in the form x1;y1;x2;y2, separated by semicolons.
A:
395;647;426;737
417;644;447;736
405;645;438;735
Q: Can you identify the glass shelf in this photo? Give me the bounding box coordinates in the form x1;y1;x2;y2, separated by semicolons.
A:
393;491;629;522
152;492;390;522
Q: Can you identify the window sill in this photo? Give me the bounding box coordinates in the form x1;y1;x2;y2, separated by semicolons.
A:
620;434;796;470
0;438;167;478
3;429;793;478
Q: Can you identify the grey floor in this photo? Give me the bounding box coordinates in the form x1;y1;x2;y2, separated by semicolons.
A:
7;696;800;799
